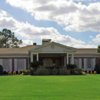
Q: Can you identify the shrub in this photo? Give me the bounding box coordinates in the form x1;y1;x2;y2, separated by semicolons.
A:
3;71;8;75
34;67;49;75
29;67;35;75
94;64;100;74
0;65;3;75
59;68;70;75
30;61;42;71
66;64;83;75
46;66;55;75
67;64;77;70
29;63;83;75
71;68;83;75
52;68;59;75
22;70;30;75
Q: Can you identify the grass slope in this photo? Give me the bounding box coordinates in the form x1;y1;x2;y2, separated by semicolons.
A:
0;75;100;100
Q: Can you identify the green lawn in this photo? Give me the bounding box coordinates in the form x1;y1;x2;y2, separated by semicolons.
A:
0;75;100;100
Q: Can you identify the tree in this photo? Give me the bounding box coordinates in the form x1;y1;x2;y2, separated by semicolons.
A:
97;45;100;72
0;28;22;48
97;45;100;53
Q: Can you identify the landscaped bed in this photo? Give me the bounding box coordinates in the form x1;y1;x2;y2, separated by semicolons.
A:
0;75;100;100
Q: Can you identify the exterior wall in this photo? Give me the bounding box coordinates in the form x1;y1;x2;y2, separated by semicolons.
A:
0;59;12;72
14;58;27;72
0;55;98;72
96;58;100;66
74;57;96;71
74;53;100;71
0;57;29;72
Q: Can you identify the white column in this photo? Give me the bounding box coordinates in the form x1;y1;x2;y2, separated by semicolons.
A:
67;53;69;64
64;56;66;67
79;58;82;69
92;58;96;70
37;53;39;61
9;59;12;72
84;58;87;71
71;53;74;64
31;53;33;62
14;59;17;71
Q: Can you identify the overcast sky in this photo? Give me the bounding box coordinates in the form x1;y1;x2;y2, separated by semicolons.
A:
0;0;100;48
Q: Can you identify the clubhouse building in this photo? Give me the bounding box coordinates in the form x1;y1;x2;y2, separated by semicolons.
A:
0;39;100;72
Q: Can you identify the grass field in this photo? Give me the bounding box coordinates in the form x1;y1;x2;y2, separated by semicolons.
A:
0;75;100;100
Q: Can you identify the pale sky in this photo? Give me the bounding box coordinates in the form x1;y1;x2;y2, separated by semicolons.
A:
0;0;100;48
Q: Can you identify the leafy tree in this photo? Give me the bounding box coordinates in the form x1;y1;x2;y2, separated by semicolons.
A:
97;45;100;53
0;28;22;48
97;46;100;73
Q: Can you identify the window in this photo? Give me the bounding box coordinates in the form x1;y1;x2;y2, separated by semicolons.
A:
14;59;26;71
2;59;12;72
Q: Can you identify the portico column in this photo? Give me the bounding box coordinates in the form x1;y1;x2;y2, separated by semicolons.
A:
84;58;87;71
79;58;82;69
71;53;74;64
37;53;39;61
64;55;67;67
31;53;33;62
92;58;96;70
67;53;69;64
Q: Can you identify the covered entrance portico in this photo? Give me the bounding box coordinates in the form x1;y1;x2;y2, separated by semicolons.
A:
39;53;64;67
30;42;76;67
30;53;75;67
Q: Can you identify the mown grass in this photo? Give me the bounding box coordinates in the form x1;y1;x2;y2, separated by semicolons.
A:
0;75;100;100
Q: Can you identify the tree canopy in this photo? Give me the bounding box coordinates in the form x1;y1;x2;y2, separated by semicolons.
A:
97;45;100;53
0;28;22;48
